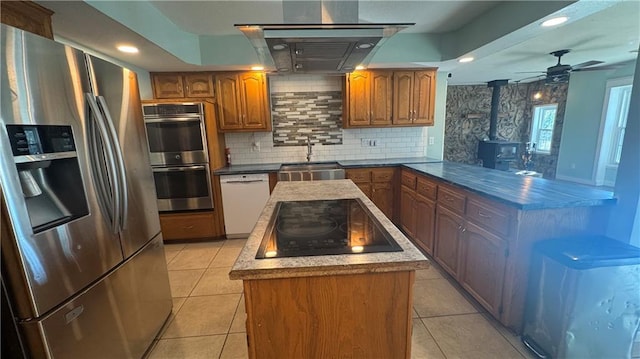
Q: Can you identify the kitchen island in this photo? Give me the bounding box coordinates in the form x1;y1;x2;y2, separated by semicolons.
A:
229;180;428;359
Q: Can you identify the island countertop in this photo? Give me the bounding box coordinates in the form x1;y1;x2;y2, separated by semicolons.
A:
229;180;429;280
403;162;616;210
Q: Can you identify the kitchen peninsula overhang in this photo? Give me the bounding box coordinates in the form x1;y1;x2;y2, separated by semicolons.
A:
229;180;428;280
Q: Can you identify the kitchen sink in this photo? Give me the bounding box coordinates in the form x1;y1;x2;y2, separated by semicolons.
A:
278;162;345;181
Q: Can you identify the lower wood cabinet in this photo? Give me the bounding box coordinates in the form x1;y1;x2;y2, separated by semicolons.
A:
397;167;610;333
399;186;416;238
433;204;464;278
459;220;507;318
346;167;395;219
414;194;435;255
159;211;217;240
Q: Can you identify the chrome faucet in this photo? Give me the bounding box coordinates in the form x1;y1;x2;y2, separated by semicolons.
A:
306;135;313;162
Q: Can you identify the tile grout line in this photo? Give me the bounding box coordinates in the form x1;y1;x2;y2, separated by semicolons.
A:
417;316;449;359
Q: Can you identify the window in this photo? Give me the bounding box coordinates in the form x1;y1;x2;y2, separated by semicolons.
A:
607;84;632;164
530;104;557;154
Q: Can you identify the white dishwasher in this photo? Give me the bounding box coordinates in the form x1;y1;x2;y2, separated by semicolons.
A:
220;173;271;238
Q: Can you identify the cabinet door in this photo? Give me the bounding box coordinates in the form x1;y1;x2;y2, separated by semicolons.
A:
370;71;392;126
346;71;371;126
216;73;243;130
372;182;393;219
399;186;416;238
152;74;185;99
459;221;507;317
412;71;435;125
434;205;463;278
240;72;271;130
415;195;436;255
184;73;214;98
392;71;414;125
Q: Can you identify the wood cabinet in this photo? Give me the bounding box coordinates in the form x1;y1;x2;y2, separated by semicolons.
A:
216;72;271;132
434;204;464;277
243;271;415;359
459;220;507;317
159;211;217;240
1;1;53;39
343;69;436;128
346;167;395;219
397;167;611;332
344;71;392;127
393;70;436;126
151;72;215;99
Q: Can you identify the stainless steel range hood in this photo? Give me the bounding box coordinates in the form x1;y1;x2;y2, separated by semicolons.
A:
236;1;413;74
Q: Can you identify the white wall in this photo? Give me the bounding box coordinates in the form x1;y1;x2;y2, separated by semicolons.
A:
225;74;446;165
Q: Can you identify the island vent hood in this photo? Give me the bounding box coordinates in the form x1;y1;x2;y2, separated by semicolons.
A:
236;1;413;74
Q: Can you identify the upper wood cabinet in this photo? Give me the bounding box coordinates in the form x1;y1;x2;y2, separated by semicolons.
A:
344;71;392;127
393;70;436;126
1;1;54;39
151;72;214;99
344;69;436;128
215;72;271;132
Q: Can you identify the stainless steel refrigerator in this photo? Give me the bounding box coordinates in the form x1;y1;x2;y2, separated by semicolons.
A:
0;24;172;358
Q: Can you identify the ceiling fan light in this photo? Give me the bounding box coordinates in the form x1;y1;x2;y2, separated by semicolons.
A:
541;16;568;27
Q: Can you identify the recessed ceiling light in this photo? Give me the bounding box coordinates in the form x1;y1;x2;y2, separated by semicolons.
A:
117;45;139;54
355;65;365;70
356;43;374;49
458;57;474;63
251;66;264;71
541;16;568;27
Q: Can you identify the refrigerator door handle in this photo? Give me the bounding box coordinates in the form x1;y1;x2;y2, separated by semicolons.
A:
86;93;121;234
96;96;129;230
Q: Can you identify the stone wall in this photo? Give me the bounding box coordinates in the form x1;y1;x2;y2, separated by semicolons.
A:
444;80;568;178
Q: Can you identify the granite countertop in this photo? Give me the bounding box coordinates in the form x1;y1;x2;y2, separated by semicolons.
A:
403;162;616;210
213;157;441;175
228;180;429;280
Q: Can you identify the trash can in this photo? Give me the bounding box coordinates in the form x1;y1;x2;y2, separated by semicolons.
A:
522;235;640;359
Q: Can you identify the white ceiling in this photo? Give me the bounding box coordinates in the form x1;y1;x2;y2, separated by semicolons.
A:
38;0;639;85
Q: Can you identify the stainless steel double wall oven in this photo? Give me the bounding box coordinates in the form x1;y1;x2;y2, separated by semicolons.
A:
143;103;214;212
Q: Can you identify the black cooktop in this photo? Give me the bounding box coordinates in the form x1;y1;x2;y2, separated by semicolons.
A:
255;198;402;259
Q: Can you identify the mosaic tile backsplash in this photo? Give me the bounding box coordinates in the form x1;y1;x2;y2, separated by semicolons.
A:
271;91;343;146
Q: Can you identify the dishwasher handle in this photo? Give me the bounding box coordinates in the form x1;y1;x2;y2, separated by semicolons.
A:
224;179;266;184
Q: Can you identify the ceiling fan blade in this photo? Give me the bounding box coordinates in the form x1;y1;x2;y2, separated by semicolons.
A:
571;60;604;70
515;71;546;74
573;64;621;72
518;74;546;82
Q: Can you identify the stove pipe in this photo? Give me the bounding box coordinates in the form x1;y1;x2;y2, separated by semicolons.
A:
487;80;508;141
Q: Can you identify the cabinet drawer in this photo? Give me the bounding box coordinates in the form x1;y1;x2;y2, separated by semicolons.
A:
437;185;466;214
160;212;216;240
346;169;371;183
401;171;416;190
416;176;437;200
466;197;511;237
372;168;395;183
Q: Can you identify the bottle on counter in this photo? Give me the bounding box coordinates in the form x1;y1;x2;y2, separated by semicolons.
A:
225;147;232;167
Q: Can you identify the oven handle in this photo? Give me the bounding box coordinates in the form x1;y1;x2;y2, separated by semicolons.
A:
144;117;202;124
153;165;207;172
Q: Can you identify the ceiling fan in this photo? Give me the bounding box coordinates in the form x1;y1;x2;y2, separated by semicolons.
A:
519;49;608;83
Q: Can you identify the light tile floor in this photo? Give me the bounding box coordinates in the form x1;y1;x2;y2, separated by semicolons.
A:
146;239;536;359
